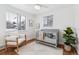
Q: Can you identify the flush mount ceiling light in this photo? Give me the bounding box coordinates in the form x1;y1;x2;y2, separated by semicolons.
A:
34;4;48;10
34;4;41;10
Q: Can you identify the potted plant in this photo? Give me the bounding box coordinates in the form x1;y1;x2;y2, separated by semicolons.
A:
63;27;76;51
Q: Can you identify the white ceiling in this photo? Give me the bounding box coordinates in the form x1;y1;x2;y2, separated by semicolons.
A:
9;4;74;15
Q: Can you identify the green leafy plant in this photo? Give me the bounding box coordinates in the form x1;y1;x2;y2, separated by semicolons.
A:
63;27;76;46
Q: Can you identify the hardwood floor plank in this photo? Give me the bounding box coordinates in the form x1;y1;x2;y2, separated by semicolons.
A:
0;39;77;55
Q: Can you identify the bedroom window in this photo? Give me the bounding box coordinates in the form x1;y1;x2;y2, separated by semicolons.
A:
6;12;26;30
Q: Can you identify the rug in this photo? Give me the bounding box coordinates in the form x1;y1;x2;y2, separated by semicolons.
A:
16;42;63;55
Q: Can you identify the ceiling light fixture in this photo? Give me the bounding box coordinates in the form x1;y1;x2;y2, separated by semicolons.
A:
34;4;40;10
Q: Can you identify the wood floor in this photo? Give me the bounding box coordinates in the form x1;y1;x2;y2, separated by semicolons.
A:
0;39;35;55
0;40;78;55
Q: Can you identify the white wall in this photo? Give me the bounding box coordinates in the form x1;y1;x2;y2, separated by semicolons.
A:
0;5;6;47
0;4;78;46
0;5;35;47
73;5;79;53
74;5;79;38
35;6;75;44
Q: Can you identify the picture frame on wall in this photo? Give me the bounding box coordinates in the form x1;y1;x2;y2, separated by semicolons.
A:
29;19;33;27
36;23;40;29
43;15;53;27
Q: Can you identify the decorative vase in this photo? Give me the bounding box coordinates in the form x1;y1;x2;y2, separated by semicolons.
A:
64;44;71;51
